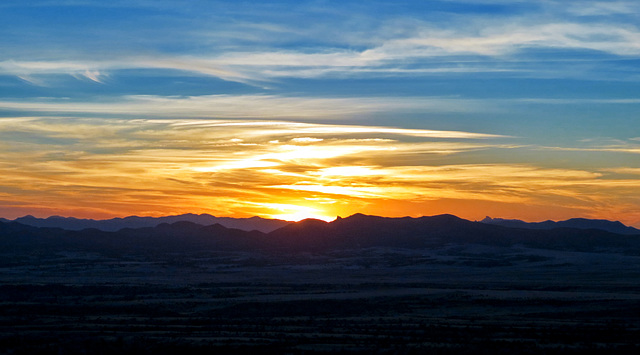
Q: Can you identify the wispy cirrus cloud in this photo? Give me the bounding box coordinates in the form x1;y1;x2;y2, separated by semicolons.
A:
0;58;251;86
366;23;640;58
562;1;640;16
603;168;640;175
3;14;640;83
0;116;511;218
2;116;639;224
541;140;640;154
514;98;640;104
0;94;493;118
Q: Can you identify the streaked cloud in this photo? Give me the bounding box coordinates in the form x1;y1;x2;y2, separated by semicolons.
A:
603;168;640;175
514;98;640;105
541;142;640;154
563;1;640;16
4;17;640;83
0;94;493;119
1;116;639;225
2;5;640;83
0;58;252;86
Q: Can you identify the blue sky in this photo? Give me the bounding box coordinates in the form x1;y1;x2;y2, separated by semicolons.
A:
1;0;640;225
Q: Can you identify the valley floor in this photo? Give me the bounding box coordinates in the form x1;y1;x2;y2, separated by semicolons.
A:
2;245;640;354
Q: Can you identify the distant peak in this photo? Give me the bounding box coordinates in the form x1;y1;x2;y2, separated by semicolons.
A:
434;213;461;219
298;218;330;224
48;215;79;220
345;213;373;219
566;217;624;225
280;218;331;230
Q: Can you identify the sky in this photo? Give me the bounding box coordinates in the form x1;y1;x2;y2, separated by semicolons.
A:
1;0;639;226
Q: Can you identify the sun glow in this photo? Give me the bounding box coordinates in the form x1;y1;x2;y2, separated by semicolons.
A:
3;116;640;228
271;211;334;222
259;203;335;222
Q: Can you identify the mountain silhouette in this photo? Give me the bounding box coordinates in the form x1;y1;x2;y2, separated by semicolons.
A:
10;213;290;233
2;213;639;255
481;216;640;235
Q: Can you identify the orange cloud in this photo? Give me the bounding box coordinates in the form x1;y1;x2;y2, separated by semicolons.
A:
1;117;639;227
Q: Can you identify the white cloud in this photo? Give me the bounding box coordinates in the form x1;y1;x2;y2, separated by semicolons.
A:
291;137;324;143
3;17;640;83
72;70;106;83
0;58;253;85
513;98;640;104
167;119;506;140
564;1;640;16
541;145;640;154
0;94;494;119
364;22;640;59
16;74;48;86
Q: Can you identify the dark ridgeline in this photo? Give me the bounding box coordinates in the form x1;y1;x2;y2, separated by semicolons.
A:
2;213;639;254
8;213;290;233
3;213;640;354
481;216;640;235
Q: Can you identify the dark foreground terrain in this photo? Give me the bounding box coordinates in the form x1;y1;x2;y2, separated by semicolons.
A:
2;246;640;354
2;214;640;354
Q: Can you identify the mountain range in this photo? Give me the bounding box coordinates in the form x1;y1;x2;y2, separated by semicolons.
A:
3;213;638;235
2;213;639;254
0;213;289;233
480;216;640;235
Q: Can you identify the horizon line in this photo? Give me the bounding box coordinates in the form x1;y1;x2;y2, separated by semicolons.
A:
2;212;637;228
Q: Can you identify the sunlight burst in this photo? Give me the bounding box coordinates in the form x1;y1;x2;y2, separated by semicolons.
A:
259;202;335;222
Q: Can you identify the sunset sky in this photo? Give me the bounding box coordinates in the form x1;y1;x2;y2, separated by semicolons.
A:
1;0;639;226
